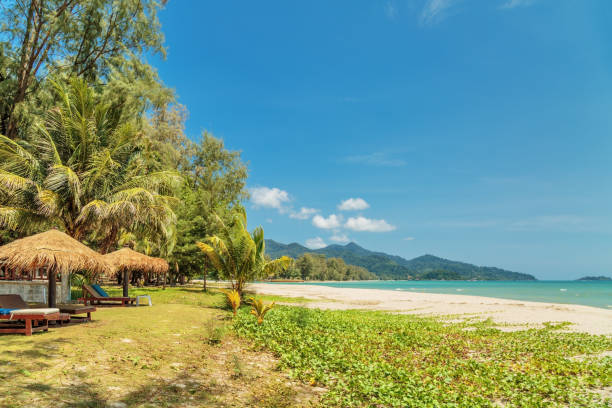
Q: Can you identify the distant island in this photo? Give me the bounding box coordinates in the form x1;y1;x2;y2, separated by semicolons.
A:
577;276;611;281
266;240;536;281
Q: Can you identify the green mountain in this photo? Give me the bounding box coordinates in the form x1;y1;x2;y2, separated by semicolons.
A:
577;276;611;281
265;240;536;281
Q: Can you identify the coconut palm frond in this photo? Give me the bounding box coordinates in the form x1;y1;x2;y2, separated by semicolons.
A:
262;256;292;277
36;189;61;217
0;206;50;232
111;187;156;206
35;124;63;166
44;164;82;211
196;242;226;272
0;134;41;179
74;200;110;227
115;171;184;195
0;171;37;193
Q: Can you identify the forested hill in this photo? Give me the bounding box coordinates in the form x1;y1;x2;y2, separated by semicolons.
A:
266;240;536;281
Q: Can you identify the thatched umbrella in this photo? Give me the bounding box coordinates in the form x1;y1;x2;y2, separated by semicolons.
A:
102;247;169;297
0;229;110;307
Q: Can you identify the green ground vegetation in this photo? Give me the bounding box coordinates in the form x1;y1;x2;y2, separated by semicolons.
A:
1;286;611;407
234;306;612;407
0;287;320;408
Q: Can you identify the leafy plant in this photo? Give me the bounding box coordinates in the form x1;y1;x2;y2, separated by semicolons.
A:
247;297;275;325
231;354;244;379
221;289;241;316
234;306;612;407
206;319;225;345
196;207;291;294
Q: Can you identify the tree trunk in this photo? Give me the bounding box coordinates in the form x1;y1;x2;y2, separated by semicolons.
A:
202;270;207;292
48;267;57;308
122;269;129;297
99;226;118;254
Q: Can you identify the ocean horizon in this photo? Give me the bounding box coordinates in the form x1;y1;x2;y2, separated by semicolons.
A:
267;280;612;309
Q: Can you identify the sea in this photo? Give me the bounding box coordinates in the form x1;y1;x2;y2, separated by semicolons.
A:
270;280;612;309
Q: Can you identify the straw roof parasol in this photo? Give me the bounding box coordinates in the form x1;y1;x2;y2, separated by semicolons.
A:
102;247;169;275
0;229;110;275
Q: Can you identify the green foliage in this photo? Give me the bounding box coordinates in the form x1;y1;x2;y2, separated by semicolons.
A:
197;207;291;294
0;78;181;253
0;0;168;139
270;253;376;281
266;240;536;281
170;133;248;280
417;269;462;280
234;306;612;407
247;297;275;324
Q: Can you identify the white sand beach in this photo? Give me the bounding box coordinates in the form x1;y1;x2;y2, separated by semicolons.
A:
248;283;612;336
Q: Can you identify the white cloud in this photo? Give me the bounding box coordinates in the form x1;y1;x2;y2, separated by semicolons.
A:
345;216;396;232
384;1;398;20
266;218;273;223
500;0;536;9
312;214;342;229
344;152;406;167
289;207;319;220
420;0;457;25
330;232;350;243
305;237;327;249
404;237;415;241
250;187;290;210
338;198;370;211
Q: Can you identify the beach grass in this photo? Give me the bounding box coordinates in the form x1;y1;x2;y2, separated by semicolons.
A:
0;287;319;408
233;306;612;407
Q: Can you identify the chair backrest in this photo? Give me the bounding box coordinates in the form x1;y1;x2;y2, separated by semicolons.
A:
82;284;101;298
0;294;29;309
91;284;110;298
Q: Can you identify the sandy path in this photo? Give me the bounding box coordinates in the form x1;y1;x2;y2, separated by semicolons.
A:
248;283;612;336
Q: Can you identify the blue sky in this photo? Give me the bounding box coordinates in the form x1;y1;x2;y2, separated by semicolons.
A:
152;0;612;279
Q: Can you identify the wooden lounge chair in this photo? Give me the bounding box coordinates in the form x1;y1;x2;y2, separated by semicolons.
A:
32;303;96;322
56;304;96;322
79;284;135;306
0;294;60;336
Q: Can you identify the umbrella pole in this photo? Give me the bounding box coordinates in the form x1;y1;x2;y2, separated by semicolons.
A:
122;268;129;297
48;266;57;308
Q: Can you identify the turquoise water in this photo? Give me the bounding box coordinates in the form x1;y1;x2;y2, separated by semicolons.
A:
271;280;612;309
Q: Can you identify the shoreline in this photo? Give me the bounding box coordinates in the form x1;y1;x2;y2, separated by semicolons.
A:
248;283;612;336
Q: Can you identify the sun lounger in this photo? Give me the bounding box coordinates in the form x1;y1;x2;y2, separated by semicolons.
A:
32;303;96;322
56;304;96;321
0;295;60;336
79;284;135;306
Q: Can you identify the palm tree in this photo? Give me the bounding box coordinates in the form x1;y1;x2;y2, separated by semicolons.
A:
0;78;181;252
197;207;291;295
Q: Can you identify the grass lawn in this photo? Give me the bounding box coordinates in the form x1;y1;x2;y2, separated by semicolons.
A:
0;287;320;408
1;286;610;407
